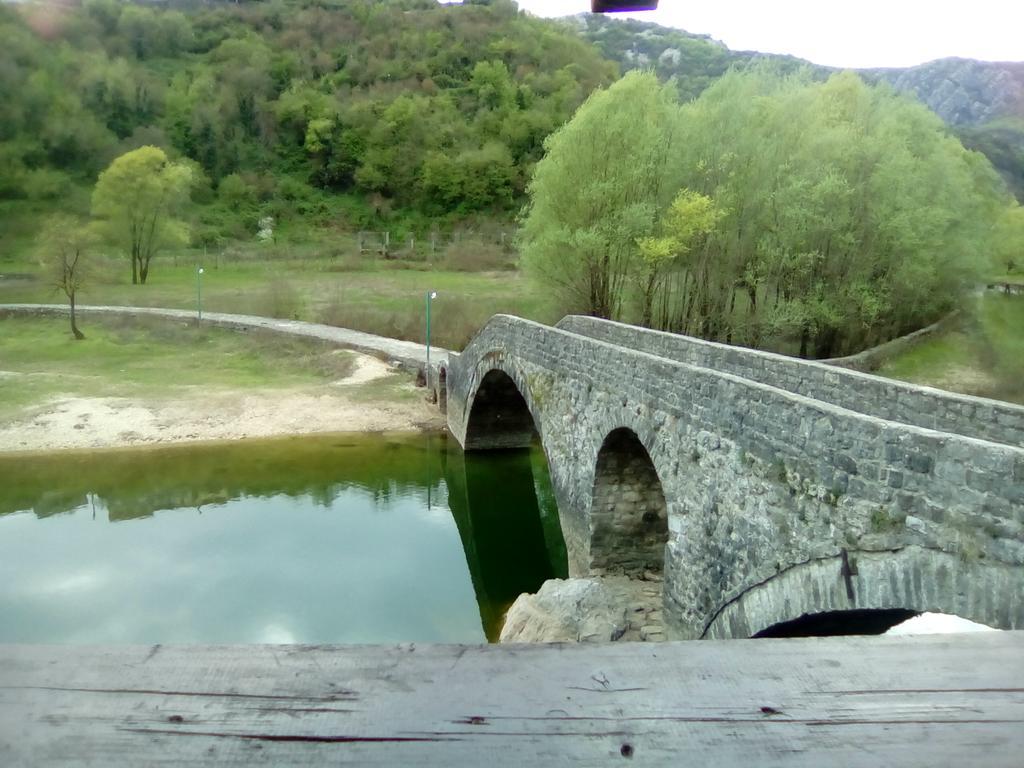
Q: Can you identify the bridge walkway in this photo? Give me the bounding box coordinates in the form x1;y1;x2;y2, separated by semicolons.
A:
0;304;449;373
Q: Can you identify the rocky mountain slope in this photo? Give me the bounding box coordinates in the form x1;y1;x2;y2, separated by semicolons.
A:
862;59;1024;127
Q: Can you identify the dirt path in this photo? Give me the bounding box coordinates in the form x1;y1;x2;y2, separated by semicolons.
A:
0;303;450;370
0;354;445;453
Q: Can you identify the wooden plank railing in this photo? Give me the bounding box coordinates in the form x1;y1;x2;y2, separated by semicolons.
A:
1;634;1022;766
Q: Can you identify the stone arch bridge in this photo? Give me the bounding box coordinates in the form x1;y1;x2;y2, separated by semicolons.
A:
439;315;1024;640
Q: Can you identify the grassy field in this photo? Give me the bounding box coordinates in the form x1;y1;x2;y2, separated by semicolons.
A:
879;292;1024;404
0;194;553;351
0;252;554;351
0;315;367;419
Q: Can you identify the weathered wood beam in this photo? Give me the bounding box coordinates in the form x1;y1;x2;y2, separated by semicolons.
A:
1;634;1022;766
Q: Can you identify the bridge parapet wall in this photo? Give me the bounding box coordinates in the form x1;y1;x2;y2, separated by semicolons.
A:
557;315;1024;449
449;316;1024;638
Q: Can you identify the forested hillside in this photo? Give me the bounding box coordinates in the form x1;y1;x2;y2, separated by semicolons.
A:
575;14;1024;202
3;0;1021;234
1;0;1020;363
571;13;806;101
0;0;615;242
863;59;1024;127
958;118;1024;202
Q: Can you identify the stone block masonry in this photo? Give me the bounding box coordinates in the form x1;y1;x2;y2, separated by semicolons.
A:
557;315;1024;448
448;315;1024;640
590;428;668;576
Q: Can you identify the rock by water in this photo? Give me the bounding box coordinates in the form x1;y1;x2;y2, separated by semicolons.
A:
499;575;665;644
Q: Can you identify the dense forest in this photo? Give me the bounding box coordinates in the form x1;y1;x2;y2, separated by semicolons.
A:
4;1;1021;225
521;69;1013;358
0;0;615;241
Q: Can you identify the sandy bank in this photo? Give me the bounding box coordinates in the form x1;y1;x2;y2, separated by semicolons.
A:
0;354;445;453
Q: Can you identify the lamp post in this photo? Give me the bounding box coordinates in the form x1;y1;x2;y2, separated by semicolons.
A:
197;267;205;323
425;290;437;377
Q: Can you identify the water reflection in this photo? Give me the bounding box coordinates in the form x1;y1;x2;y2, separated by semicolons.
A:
0;434;567;644
446;447;567;640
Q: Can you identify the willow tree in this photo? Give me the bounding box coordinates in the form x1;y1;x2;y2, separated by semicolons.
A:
519;71;679;319
668;68;1007;356
994;205;1024;275
637;189;722;329
91;146;191;285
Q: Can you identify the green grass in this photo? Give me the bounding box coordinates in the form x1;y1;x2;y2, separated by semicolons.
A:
0;193;551;351
0;315;358;418
877;330;981;381
980;292;1024;378
0;252;554;350
879;293;1024;404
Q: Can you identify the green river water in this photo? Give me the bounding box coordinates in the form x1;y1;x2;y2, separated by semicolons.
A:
0;433;567;644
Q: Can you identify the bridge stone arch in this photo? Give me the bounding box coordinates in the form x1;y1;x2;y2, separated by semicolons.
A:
702;546;1024;639
450;346;598;573
455;354;593;576
590;427;669;576
463;363;540;451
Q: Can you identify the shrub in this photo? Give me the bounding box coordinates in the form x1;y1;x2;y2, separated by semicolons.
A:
257;278;305;320
317;292;488;351
218;173;257;207
23;169;71;201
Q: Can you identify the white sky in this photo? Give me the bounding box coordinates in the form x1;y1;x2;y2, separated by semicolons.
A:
502;1;1023;69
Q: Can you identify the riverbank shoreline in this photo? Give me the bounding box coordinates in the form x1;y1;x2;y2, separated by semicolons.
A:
0;353;445;454
0;309;448;454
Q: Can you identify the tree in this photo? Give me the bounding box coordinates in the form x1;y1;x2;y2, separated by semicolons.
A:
1;0;619;220
519;71;679;318
523;65;1005;355
665;68;1006;356
636;189;722;329
91;146;192;285
38;216;93;340
118;5;160;59
993;205;1024;274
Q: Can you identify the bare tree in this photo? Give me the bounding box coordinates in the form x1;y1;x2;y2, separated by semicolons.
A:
38;216;92;340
